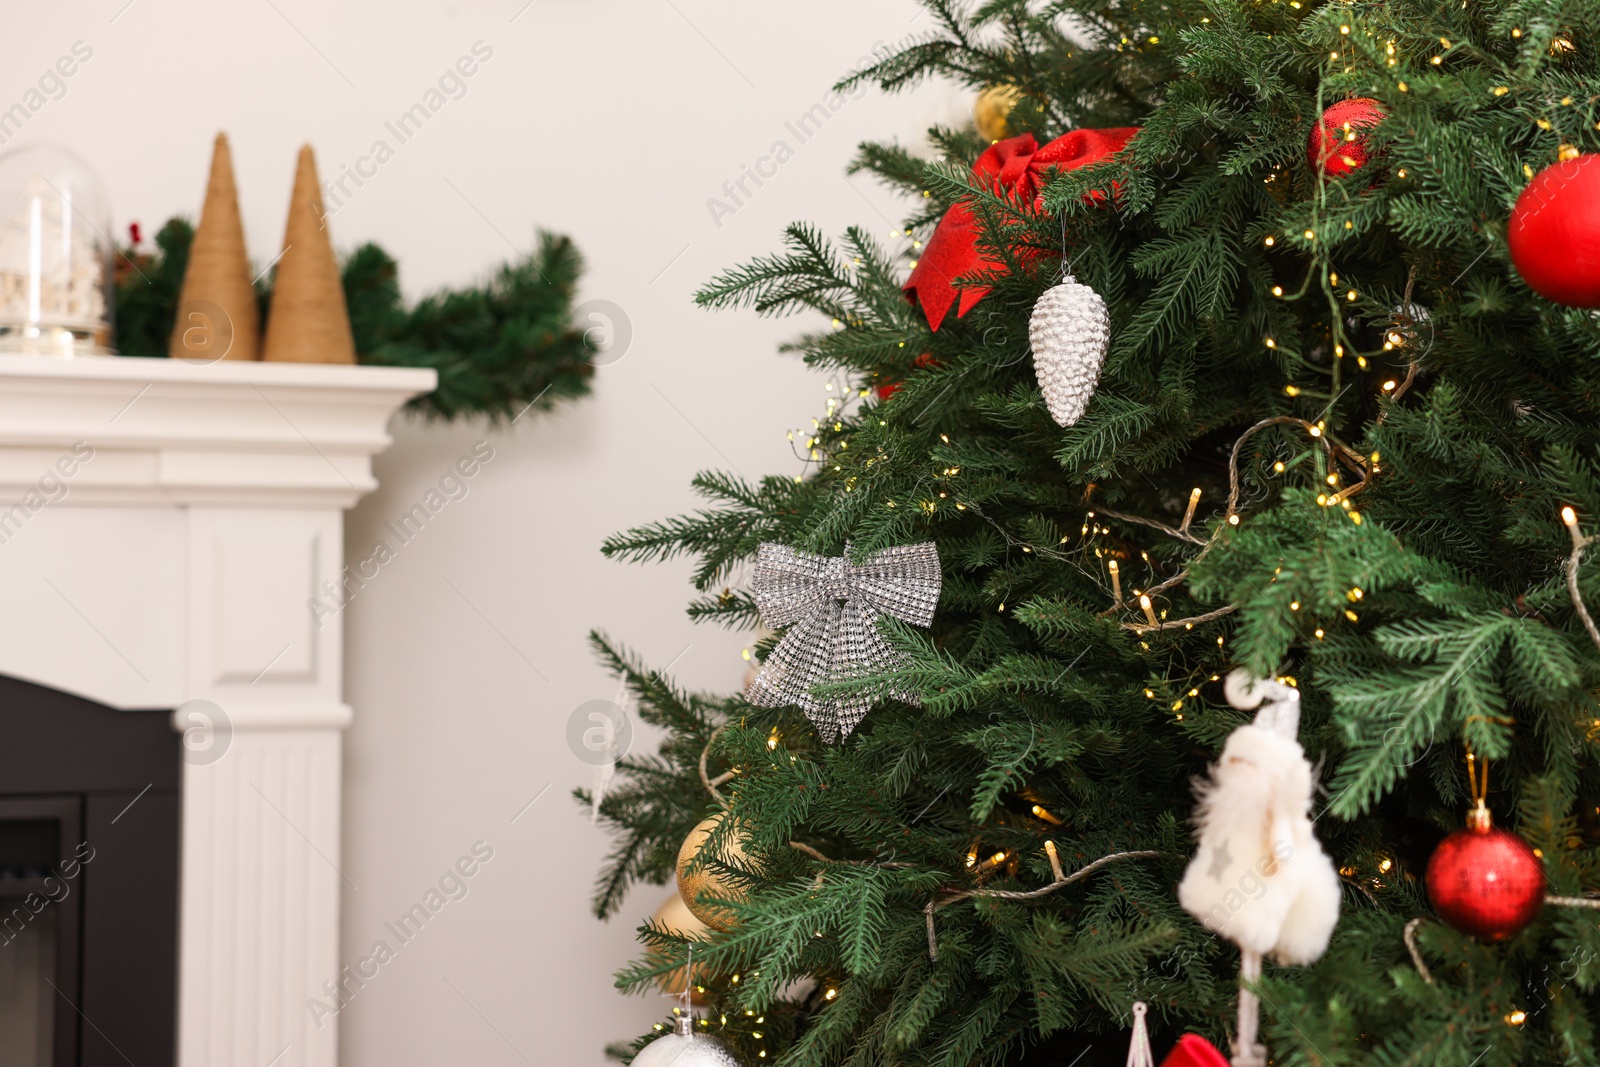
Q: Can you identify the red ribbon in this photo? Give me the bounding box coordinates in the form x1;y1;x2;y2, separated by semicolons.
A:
904;127;1140;330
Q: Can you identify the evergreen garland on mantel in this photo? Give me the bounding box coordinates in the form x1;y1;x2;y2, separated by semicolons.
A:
114;218;595;421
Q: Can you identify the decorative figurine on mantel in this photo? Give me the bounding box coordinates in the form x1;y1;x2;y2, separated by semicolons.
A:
167;137;355;364
261;145;356;364
170;132;259;361
0;143;114;356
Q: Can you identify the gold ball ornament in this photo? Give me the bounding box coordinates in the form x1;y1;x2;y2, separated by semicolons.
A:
675;811;755;932
650;890;711;1004
974;84;1023;142
741;627;773;691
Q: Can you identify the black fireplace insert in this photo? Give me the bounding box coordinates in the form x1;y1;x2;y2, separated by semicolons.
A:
0;674;179;1066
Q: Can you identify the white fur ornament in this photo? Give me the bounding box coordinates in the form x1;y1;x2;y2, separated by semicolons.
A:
1028;275;1110;427
1178;671;1339;963
1177;671;1341;1067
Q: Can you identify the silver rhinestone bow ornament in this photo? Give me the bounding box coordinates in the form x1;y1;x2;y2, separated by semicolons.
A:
745;541;941;741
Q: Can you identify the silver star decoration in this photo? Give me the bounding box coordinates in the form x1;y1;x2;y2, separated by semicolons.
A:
745;541;941;741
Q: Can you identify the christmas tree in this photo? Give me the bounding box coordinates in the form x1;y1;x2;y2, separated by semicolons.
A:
589;1;1600;1063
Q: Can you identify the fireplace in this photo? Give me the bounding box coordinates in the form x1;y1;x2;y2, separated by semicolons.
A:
0;354;432;1066
0;797;83;1067
0;675;179;1067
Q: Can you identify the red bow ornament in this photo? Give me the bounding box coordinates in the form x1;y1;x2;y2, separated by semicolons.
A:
903;127;1139;330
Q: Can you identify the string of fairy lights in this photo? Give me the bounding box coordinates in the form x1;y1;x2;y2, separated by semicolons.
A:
782;374;875;480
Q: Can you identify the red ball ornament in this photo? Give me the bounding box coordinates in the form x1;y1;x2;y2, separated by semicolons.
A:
1508;154;1600;308
1308;97;1385;178
1159;1034;1231;1067
1425;809;1545;941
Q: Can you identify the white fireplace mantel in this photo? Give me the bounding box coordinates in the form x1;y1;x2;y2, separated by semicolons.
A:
0;354;435;1067
0;355;430;508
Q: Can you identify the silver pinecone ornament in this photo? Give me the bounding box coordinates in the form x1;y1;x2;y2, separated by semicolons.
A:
1028;275;1110;427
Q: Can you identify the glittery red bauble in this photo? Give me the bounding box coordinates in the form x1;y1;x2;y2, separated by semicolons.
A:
1308;98;1386;178
1508;154;1600;308
1159;1034;1230;1067
1425;826;1545;941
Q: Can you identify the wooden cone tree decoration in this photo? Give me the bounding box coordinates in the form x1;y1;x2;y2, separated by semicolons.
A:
262;145;355;364
171;133;260;361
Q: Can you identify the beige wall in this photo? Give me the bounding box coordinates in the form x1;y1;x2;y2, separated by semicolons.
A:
2;1;958;1062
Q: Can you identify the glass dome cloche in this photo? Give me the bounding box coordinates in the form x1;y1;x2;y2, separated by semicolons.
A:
0;144;115;356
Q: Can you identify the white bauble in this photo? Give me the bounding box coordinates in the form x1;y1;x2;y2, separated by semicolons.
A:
632;1017;740;1067
1028;276;1111;428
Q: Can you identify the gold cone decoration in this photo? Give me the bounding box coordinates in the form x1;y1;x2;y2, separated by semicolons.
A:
171;133;260;361
262;145;355;363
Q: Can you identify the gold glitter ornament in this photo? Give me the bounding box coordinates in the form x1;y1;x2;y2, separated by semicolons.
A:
675;811;756;931
974;84;1022;141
